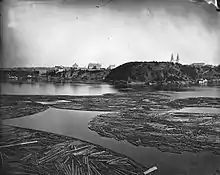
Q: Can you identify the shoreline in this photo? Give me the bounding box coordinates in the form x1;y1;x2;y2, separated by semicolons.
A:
1;79;220;93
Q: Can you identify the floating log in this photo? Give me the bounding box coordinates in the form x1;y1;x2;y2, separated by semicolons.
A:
144;166;158;175
0;141;38;148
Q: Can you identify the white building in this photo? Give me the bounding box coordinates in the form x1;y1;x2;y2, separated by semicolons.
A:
72;63;78;69
191;63;205;67
55;66;65;73
198;79;208;85
88;63;102;70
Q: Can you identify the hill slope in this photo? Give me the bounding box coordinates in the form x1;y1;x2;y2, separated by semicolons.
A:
105;62;191;83
104;61;220;83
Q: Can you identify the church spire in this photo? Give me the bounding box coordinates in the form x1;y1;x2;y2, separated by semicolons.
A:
170;53;174;62
176;53;179;63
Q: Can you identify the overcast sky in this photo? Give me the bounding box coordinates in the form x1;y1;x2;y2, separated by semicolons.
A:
1;0;220;68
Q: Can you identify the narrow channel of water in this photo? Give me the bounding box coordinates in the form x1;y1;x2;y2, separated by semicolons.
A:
3;108;220;175
173;107;220;113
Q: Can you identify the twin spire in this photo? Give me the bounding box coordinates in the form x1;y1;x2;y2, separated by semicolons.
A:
170;53;179;63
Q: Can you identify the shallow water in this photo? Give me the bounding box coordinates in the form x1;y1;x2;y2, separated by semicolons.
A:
173;107;220;113
3;108;220;175
169;86;220;99
0;82;118;96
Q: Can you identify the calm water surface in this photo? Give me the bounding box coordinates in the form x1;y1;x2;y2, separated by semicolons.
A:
0;82;118;96
169;86;220;99
3;108;220;175
1;82;220;97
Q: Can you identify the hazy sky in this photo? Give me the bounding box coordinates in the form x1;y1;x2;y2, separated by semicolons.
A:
1;0;220;68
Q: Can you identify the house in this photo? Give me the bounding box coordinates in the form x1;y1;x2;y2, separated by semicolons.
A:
88;63;102;70
9;75;18;80
107;65;116;70
72;63;78;69
198;79;208;85
55;65;64;69
191;63;205;67
55;66;65;73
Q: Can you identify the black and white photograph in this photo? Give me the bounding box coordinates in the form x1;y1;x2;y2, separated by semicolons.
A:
0;0;220;175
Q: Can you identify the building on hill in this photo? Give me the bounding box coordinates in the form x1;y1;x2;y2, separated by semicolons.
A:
55;66;65;73
198;79;208;85
170;53;174;62
55;65;64;69
88;63;102;70
191;63;205;67
170;53;179;63
72;63;79;69
176;53;179;63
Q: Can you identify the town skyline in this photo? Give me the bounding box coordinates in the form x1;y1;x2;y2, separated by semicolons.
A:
2;59;218;70
1;52;219;69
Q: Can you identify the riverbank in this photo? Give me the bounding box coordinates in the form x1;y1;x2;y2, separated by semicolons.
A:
2;61;220;90
0;78;106;85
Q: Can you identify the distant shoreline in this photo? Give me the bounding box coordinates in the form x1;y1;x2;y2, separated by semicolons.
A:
1;61;220;90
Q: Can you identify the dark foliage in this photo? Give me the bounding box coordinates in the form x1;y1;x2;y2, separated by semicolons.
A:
105;61;189;82
105;62;220;83
180;65;197;80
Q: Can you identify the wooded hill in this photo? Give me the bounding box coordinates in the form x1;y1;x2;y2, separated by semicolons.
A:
104;61;220;83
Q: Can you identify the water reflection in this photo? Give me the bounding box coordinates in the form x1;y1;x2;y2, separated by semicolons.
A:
0;82;118;96
169;86;220;99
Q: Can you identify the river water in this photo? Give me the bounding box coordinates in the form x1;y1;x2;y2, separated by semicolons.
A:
168;86;220;99
0;82;118;96
2;83;220;175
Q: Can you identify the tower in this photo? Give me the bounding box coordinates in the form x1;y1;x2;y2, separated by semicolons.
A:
176;53;179;63
170;53;174;62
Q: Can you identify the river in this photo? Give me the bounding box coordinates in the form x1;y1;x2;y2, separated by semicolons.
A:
0;82;118;96
2;83;220;175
